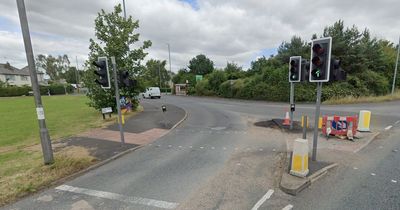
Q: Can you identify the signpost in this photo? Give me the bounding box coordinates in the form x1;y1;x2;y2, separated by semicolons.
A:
101;107;112;119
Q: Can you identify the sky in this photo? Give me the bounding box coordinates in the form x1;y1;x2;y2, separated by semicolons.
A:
0;0;399;71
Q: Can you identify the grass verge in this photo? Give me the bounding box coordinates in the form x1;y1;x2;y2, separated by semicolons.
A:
323;92;400;105
0;95;141;206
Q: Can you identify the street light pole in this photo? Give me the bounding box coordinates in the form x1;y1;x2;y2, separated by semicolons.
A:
392;36;400;95
16;0;54;164
122;0;127;20
167;43;172;73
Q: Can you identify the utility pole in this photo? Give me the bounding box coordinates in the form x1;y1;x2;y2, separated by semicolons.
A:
16;0;54;164
312;82;322;161
392;36;400;95
159;63;162;89
289;82;294;130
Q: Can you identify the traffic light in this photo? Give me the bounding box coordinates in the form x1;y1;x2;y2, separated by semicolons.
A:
119;70;137;88
289;56;301;82
330;59;347;81
309;37;332;82
301;59;310;82
92;57;110;89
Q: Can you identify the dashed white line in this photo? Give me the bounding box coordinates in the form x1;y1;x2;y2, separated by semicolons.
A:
395;120;400;125
371;173;376;176
200;147;204;149
251;189;274;210
55;185;179;209
385;125;393;130
273;149;276;152
353;167;358;170
391;180;397;183
282;204;294;210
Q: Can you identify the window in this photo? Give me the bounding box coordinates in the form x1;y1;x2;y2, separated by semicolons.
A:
21;76;29;81
5;75;15;81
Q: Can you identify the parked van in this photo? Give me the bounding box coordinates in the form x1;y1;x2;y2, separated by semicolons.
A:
142;87;161;99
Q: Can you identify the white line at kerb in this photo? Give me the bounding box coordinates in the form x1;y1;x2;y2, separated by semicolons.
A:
251;189;274;210
385;125;393;130
282;204;294;210
55;185;179;209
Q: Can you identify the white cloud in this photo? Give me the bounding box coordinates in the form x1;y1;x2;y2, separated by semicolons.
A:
0;0;399;70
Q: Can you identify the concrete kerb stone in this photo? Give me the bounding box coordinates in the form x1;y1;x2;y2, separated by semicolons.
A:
280;161;338;196
353;132;380;153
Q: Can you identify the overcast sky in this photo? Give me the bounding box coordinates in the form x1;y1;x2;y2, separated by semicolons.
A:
0;0;399;71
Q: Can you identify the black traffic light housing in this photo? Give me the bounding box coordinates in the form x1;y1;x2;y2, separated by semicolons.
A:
330;59;347;81
310;37;332;82
289;56;301;82
119;70;137;88
301;59;310;82
93;57;110;89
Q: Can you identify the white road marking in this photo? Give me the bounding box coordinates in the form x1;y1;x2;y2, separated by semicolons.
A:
259;148;263;151
211;147;215;149
282;204;294;210
189;146;193;149
353;167;358;170
168;145;172;148
395;120;400;125
157;145;161;147
178;146;182;148
391;180;397;183
200;147;204;149
371;173;376;176
393;149;398;152
273;149;276;152
251;189;274;210
223;147;226;150
55;185;179;209
385;125;393;130
236;163;241;166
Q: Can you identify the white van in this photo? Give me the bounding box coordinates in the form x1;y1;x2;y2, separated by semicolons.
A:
142;87;161;99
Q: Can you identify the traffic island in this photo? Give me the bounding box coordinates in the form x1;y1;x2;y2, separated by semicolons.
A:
280;159;338;195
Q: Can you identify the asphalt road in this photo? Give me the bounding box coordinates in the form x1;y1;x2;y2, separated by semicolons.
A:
4;95;400;210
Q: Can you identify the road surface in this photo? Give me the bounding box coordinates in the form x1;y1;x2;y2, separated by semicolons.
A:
4;95;400;210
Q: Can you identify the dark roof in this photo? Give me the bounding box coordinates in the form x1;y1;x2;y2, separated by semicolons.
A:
0;63;30;76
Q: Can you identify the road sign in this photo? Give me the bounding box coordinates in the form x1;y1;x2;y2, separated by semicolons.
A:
101;107;112;114
196;75;203;81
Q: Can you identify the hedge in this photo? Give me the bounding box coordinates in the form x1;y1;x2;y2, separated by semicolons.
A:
0;84;73;97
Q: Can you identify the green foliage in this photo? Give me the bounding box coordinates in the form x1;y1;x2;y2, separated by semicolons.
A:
83;4;151;111
188;54;214;75
224;62;245;79
0;84;72;97
140;59;170;89
195;79;214;96
207;70;227;94
36;54;70;80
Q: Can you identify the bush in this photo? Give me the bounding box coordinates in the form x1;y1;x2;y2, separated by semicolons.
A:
207;70;227;94
0;86;31;97
0;84;73;97
195;79;214;96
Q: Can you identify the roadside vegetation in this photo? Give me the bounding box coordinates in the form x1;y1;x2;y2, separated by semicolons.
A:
323;91;400;104
173;20;399;103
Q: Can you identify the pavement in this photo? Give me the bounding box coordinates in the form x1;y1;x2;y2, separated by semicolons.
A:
3;95;400;210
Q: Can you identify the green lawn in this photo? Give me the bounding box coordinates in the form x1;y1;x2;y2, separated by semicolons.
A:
0;95;104;148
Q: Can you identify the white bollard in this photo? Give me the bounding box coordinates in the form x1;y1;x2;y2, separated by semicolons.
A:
358;110;371;132
290;138;309;177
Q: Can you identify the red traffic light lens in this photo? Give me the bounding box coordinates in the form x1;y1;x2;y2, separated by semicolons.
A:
312;44;324;55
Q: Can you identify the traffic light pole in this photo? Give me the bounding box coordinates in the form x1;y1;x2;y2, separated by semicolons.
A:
312;82;322;161
289;82;294;130
111;57;125;145
17;0;54;164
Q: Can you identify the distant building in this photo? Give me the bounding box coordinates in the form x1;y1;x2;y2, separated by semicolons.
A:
0;62;46;86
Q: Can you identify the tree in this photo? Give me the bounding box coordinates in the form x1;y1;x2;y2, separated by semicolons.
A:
188;54;214;75
36;54;70;80
61;66;83;84
82;4;151;111
275;36;309;64
141;59;171;88
224;62;244;80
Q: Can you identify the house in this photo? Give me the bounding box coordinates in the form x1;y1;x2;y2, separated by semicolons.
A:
0;62;46;86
